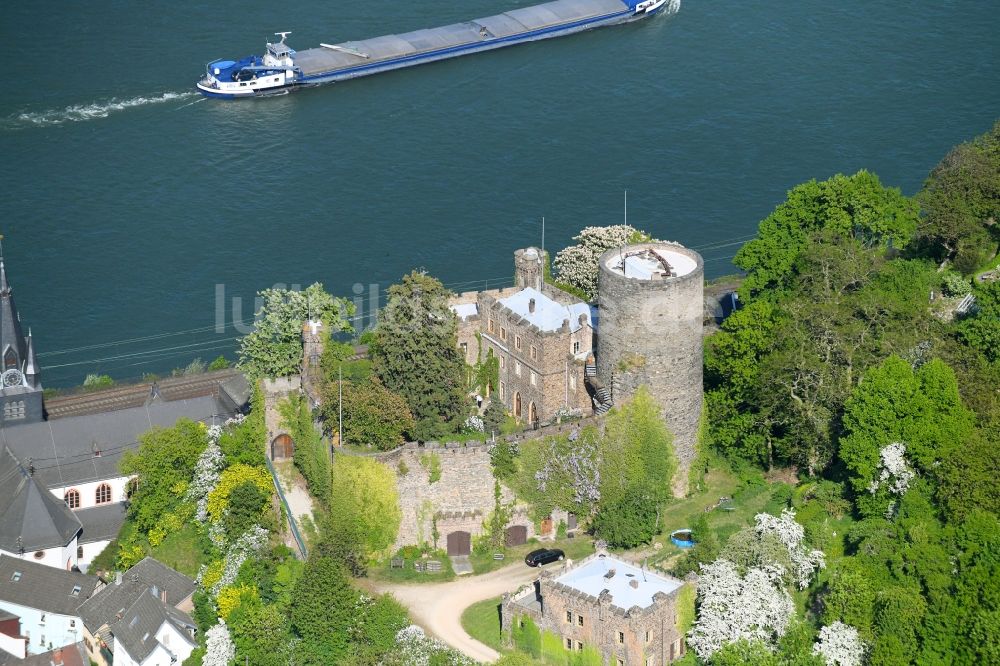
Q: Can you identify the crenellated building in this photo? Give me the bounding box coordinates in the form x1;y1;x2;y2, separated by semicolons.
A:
502;551;689;665
451;248;594;427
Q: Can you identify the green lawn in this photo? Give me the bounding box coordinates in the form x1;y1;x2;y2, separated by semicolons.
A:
152;523;208;577
370;554;457;584
649;465;788;569
461;596;505;652
470;535;595;575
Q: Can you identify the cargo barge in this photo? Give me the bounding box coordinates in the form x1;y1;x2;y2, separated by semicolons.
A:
196;0;679;98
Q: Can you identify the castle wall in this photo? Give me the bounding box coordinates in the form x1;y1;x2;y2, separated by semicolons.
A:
376;442;532;550
596;243;704;497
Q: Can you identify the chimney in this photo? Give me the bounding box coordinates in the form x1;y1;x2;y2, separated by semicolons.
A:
528;298;536;314
115;572;123;586
52;648;64;665
161;589;167;603
629;579;639;589
578;313;587;327
604;568;616;579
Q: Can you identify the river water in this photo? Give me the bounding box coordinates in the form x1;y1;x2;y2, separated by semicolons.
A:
1;0;997;385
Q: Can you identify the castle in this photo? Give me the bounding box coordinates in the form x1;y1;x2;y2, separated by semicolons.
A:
450;242;704;494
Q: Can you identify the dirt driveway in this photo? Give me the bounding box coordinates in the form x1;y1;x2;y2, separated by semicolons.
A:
371;561;541;663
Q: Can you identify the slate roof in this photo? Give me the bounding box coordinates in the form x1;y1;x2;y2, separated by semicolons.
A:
0;259;28;374
0;640;89;666
78;557;195;633
555;553;683;610
0;555;100;615
0;395;234;489
0;447;81;551
76;502;127;545
108;591;196;664
499;287;591;333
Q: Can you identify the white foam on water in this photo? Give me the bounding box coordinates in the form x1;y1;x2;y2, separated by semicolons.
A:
5;91;198;128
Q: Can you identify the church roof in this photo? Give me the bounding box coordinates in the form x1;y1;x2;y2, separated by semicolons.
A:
0;446;81;551
0;395;233;489
0;258;29;374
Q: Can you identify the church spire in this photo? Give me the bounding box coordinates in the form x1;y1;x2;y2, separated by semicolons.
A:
0;240;28;374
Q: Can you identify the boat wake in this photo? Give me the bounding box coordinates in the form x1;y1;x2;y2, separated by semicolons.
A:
4;91;198;129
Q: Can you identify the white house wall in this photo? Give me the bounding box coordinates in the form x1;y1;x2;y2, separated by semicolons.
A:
0;629;27;659
0;600;82;656
0;536;78;571
114;637;183;666
77;539;110;574
50;476;131;511
154;621;195;664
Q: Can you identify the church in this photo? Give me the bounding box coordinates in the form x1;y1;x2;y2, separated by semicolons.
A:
0;249;249;573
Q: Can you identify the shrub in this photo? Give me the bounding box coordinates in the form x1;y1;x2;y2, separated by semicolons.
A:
511;616;541;658
419;452;442;484
209;355;230;371
941;272;973;297
83;373;114;389
206;464;272;522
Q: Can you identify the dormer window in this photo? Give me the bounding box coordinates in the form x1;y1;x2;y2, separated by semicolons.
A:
71;585;82;597
10;571;21;582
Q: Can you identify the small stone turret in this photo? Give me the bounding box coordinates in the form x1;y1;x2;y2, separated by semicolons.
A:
514;247;544;291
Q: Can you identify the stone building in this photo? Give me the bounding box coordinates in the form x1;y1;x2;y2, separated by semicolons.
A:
451;248;594;426
595;243;704;496
502;551;689;665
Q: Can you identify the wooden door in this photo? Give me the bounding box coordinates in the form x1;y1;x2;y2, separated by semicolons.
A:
505;525;528;546
446;531;471;556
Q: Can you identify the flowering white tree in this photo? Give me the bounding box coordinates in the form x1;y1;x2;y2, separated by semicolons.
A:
186;414;246;522
867;442;914;496
813;622;866;666
754;509;826;589
389;625;475;666
212;525;269;594
553;225;656;300
687;559;794;660
202;619;235;666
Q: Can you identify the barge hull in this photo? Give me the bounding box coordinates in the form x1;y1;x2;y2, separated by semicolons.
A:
296;0;661;85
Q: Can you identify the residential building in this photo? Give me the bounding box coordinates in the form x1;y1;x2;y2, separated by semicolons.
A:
502;551;689;665
106;592;197;666
78;557;196;666
0;640;89;666
0;555;101;657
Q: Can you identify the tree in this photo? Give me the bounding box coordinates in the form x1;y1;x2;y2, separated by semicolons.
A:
735;171;918;299
957;279;1000;363
319;379;414;449
600;386;677;504
838;356;976;517
368;271;466;440
206;463;273;523
224;480;268;539
120;419;208;532
202;620;236;666
328;456;401;559
590;485;659;548
916;120;1000;271
482;399;506;435
553;225;655;300
688;559;795;660
229;603;292;666
237;283;354;381
290;556;358;659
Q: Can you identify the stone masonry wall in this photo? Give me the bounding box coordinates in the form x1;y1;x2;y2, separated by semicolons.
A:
378;443;527;550
596;243;704;497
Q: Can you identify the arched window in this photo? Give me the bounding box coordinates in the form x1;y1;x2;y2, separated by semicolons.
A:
95;483;112;505
64;489;80;509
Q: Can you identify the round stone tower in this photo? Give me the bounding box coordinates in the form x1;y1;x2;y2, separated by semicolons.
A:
514;247;544;291
596;242;704;496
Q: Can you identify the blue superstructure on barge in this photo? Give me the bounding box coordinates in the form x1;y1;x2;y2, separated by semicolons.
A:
197;0;679;98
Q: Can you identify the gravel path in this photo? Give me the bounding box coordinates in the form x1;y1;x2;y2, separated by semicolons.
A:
373;561;542;663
